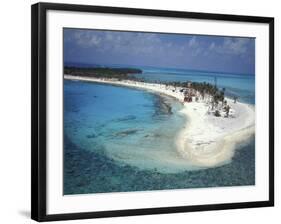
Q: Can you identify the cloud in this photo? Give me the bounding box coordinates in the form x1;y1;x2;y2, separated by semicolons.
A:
66;30;164;55
64;29;255;73
208;37;252;56
70;30;102;47
66;29;207;59
188;36;198;48
209;42;215;50
65;29;253;59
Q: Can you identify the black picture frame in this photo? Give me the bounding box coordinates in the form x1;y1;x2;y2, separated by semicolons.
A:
31;2;274;222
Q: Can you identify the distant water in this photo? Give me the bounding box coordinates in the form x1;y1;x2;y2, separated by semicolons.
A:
63;66;255;195
132;66;255;105
65;62;255;104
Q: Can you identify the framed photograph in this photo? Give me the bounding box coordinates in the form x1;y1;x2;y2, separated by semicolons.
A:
31;2;274;222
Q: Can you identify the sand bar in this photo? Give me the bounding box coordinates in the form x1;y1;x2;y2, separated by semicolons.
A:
64;75;255;168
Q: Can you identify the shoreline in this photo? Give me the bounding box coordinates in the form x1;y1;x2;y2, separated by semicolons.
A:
64;74;255;168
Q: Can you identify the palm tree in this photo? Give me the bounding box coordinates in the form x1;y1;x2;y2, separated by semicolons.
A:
223;100;227;107
225;105;230;117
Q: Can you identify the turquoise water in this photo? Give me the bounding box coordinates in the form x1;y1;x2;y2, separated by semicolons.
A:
64;80;193;173
132;66;255;104
63;67;255;195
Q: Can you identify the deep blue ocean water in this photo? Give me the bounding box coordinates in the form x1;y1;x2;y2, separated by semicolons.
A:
63;66;255;195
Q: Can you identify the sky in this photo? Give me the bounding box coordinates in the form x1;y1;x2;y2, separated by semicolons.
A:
64;28;255;75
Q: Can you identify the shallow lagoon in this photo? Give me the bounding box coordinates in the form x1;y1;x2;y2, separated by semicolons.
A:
64;79;255;195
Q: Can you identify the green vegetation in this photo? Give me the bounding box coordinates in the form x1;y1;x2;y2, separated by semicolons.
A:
65;66;231;118
64;66;142;80
224;104;231;117
214;110;221;117
191;82;224;102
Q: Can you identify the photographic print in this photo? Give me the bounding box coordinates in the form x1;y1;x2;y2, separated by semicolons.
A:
63;28;256;195
32;3;274;221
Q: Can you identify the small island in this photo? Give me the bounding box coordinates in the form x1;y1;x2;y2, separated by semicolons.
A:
64;66;142;79
64;66;255;168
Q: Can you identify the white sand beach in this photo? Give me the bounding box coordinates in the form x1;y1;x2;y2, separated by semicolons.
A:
64;75;255;168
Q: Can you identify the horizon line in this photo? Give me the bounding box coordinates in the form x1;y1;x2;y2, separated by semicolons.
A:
64;61;255;76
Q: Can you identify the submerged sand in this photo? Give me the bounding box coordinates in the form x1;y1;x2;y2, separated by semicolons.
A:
64;75;255;168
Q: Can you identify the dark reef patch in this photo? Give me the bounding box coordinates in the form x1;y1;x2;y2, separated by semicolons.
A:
64;134;255;195
113;115;137;122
